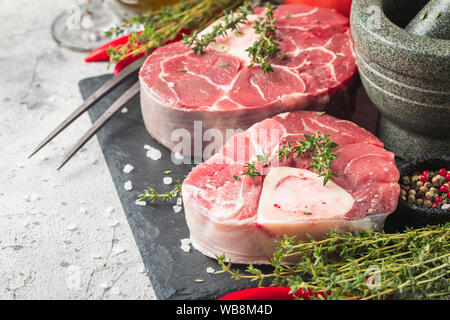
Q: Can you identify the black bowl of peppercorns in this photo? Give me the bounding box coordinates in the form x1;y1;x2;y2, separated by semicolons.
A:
384;155;450;232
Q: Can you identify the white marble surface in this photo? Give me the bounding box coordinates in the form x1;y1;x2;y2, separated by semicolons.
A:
0;0;155;299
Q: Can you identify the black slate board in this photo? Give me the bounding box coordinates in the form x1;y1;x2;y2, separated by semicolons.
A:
79;74;262;300
78;73;381;300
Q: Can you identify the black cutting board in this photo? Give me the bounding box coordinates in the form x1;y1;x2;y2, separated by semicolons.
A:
78;73;381;300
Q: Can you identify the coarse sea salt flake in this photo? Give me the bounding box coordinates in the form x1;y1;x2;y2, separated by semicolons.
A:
146;147;162;160
180;238;191;252
206;267;215;274
124;180;132;191
121;107;128;113
135;199;147;207
163;177;173;185
176;197;182;205
123;164;134;173
173;205;182;213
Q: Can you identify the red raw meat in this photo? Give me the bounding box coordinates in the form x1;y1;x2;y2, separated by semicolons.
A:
139;5;357;157
182;111;400;264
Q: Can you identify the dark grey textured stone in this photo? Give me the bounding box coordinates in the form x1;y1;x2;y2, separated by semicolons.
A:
351;0;450;159
405;0;450;40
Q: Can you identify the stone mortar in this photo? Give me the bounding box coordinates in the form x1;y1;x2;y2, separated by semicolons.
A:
350;0;450;159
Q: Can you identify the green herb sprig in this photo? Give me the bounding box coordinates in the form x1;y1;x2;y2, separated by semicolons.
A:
182;2;254;54
106;0;245;63
239;131;339;186
246;2;280;73
139;180;182;204
217;223;450;300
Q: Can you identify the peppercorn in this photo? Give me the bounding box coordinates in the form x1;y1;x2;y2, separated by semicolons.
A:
419;186;428;193
431;176;438;184
402;176;411;185
408;189;416;196
440;185;449;193
426;191;433;199
416;181;424;188
420;175;429;183
408;195;416;203
424;200;432;208
416;199;424;206
424;182;431;188
438;168;447;176
412;175;419;182
435;196;443;203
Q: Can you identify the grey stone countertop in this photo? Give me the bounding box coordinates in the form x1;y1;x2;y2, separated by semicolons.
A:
0;0;155;299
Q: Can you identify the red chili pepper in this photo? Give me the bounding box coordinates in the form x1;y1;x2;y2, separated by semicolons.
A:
113;52;147;75
84;34;132;62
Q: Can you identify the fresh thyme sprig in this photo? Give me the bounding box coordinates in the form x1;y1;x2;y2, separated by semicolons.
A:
139;179;182;204
279;131;339;185
182;2;254;54
217;223;450;300
106;0;245;63
238;131;339;186
246;2;280;73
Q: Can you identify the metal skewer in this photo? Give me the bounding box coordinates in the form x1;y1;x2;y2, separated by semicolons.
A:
28;56;146;161
57;81;140;170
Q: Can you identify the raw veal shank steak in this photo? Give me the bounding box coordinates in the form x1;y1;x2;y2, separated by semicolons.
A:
182;111;400;264
139;5;357;158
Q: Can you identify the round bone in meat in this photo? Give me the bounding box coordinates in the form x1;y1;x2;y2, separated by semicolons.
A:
182;111;400;264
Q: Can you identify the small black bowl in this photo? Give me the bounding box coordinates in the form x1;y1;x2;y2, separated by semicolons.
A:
384;155;450;233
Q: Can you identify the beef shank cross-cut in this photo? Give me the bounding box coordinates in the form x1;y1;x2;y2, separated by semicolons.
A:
139;5;357;158
182;111;400;264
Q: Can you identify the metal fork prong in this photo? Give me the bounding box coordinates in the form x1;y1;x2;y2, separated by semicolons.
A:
29;56;146;159
57;81;140;170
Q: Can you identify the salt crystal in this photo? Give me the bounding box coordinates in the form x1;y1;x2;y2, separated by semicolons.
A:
135;199;147;207
181;238;191;246
105;207;115;214
123;164;134;173
124;180;133;191
206;267;215;274
176;197;182;206
146;147;162;160
66;224;78;231
144;145;151;150
121;107;128;113
442;204;450;210
173;205;182;213
163;177;173;185
180;238;191;252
